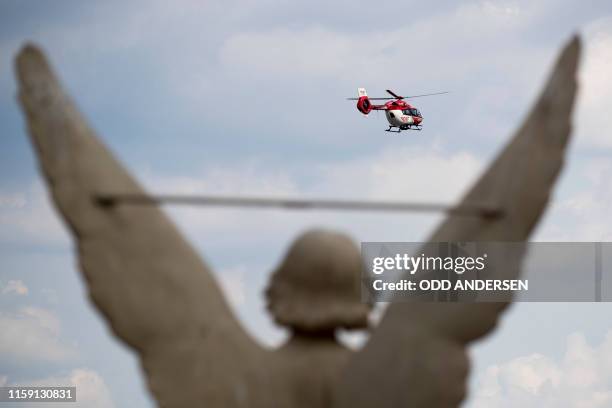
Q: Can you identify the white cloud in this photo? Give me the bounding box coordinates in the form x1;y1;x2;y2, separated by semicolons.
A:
217;9;532;84
142;164;300;196
0;193;26;208
338;303;388;350
314;146;482;201
217;265;248;308
220;27;370;79
575;17;612;148
537;158;612;241
479;1;521;17
8;369;115;408
1;280;29;296
0;183;70;247
0;307;76;363
469;331;612;407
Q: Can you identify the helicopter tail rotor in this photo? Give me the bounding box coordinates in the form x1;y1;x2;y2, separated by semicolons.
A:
355;88;372;114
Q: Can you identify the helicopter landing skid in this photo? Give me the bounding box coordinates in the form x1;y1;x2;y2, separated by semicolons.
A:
385;126;401;133
385;125;422;132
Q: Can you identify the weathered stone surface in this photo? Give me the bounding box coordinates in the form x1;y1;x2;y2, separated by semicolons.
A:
266;229;370;332
16;35;580;408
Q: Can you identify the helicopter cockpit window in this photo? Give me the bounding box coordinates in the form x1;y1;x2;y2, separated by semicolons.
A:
402;109;422;117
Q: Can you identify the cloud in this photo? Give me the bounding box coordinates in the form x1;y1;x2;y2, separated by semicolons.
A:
217;2;534;83
575;17;612;148
338;303;388;350
0;183;70;247
478;1;521;17
220;27;372;79
469;331;612;407
537;158;612;241
217;265;248;308
0;193;26;208
1;280;29;296
0;306;76;363
142;164;300;196
7;369;115;408
314;146;482;201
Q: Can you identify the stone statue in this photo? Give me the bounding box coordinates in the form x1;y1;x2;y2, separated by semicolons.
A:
15;35;580;407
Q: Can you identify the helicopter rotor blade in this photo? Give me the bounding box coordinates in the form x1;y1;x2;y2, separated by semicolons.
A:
402;91;450;99
386;89;403;99
346;97;396;100
347;91;449;100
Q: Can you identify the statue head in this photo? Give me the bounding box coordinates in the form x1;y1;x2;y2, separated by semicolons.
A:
265;229;371;333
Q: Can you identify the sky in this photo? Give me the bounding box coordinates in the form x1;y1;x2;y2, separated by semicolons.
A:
1;1;612;407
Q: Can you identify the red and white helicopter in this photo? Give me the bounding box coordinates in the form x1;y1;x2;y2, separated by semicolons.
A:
348;88;448;132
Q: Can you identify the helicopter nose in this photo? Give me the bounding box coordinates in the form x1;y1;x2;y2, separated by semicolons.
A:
414;117;423;124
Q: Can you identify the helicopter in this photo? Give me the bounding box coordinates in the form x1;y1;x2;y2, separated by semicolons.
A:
347;88;448;132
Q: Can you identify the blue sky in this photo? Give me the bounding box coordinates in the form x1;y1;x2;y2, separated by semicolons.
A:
2;1;612;406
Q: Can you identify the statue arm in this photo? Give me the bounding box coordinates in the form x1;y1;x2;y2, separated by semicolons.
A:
15;45;257;357
337;36;580;407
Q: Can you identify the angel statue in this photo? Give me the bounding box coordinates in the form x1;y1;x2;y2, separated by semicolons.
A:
15;35;579;407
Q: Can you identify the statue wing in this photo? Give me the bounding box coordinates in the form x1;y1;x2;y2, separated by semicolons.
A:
16;46;263;407
336;36;580;408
